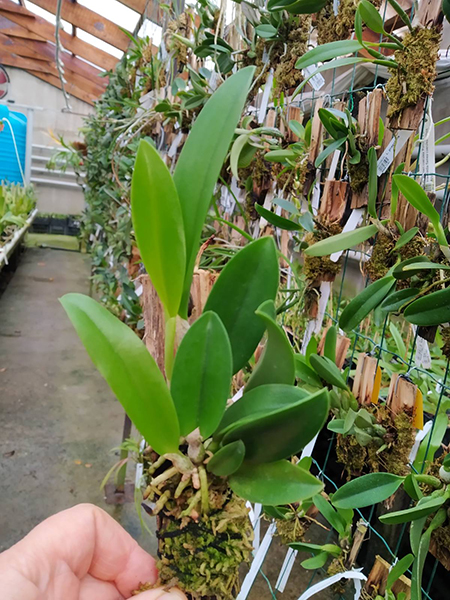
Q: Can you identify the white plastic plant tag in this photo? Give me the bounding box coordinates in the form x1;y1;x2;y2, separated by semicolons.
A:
168;131;183;158
311;177;321;215
237;522;277;600
333;0;340;15
416;336;432;369
230;386;244;404
135;462;143;487
327;150;341;181
258;69;274;124
300;319;315;355
302;65;325;91
301;433;319;460
275;548;298;593
330;208;364;262
296;569;367;600
135;284;143;298
419;102;435;192
209;71;220;91
253;504;262;550
408;419;433;463
377;129;411;176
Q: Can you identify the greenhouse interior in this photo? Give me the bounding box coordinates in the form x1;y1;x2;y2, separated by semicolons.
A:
2;0;450;599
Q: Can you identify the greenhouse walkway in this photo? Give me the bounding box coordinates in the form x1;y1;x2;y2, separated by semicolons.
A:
0;247;155;553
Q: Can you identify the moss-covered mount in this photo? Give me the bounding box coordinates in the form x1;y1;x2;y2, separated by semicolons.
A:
316;0;382;45
386;26;441;121
137;450;253;600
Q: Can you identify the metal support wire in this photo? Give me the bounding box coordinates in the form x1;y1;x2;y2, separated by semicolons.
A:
55;0;72;112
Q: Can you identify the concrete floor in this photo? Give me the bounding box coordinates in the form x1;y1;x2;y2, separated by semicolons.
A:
0;246;351;599
0;246;155;554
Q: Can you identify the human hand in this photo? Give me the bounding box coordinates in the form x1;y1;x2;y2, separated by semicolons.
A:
0;503;186;600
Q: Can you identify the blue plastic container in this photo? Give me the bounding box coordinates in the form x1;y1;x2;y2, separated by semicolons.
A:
0;104;27;184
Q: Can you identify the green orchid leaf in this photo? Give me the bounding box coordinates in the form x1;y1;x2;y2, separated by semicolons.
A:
318;109;348;140
367;146;378;219
207;440;245;476
171;311;232;438
299;211;315;232
313;494;346;537
394;227;419;250
204;237;279;373
309;354;347;389
245;300;295;391
386;554;414;591
391;163;405;215
327;418;346;434
404;286;450;327
301;552;329;570
339;275;396;332
379;495;447;525
273;197;300;215
358;0;384;33
332;473;405;509
389;321;406;358
393;256;433;280
267;0;328;13
216;384;310;435
263;505;291;519
410;516;427;557
230;134;251;180
403;474;423;502
411;510;447;600
222;387;330;463
315;137;346;168
324;325;337;363
413;413;448;472
289;119;305;139
60;294;180;456
304;224;378;256
355;8;364;45
264;149;297;163
255;204;302;231
392;175;441;229
293;57;367;98
131;140;186;318
380;288;418;313
174;66;255;318
290;541;341;556
295;354;323;387
403;261;450;272
229;460;323;505
255;24;278;38
295;40;364;70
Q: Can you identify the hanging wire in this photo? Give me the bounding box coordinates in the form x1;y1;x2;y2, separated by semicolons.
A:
55;0;72;112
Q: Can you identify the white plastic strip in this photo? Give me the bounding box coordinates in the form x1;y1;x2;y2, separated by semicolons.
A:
330;208;364;262
377;129;411;176
408;419;433;464
297;569;367;600
300;282;331;352
275;548;298;593
253;503;262;551
258;69;274;124
311;178;321;215
327;150;341;181
419;102;435;193
168;131;184;158
237;522;277;600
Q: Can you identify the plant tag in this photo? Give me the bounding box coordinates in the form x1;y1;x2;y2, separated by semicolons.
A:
330;208;364;262
311;177;321;215
237;522;277;600
297;569;367;600
371;365;382;404
333;0;340;15
419;103;435;192
275;548;298;592
258;69;274;124
415;335;431;369
167;131;183;158
209;71;220;91
302;65;325;91
412;389;424;430
377;129;411;176
135;462;143;486
327;150;341;181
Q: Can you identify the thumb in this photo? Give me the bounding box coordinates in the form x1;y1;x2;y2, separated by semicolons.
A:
130;588;187;600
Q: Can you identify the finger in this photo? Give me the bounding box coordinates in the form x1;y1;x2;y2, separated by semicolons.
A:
4;504;158;598
79;574;124;600
133;589;187;600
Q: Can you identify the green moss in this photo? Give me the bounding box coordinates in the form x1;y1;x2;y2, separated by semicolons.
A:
441;327;450;360
348;145;369;194
316;0;381;45
303;221;343;286
365;233;396;281
386;27;441;119
275;515;307;544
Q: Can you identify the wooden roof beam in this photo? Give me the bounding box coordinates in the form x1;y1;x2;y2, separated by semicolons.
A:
27;0;131;51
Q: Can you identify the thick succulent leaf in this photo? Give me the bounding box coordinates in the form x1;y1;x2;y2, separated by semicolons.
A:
267;0;328;13
290;541;341;556
174;66;255;318
404;287;450;327
245;300;295;392
131;140;186;317
60;293;180;455
222;387;330;463
255;204;302;231
386;555;414;591
379;495;447;525
380;288;418;313
313;494;346;537
393;175;440;227
304;224;378;256
412;413;448;472
255;24;278;38
315;137;346;168
207;440;245;476
204;237;279;373
171;311;232;438
295;354;322;387
229;460;323;505
216;383;309;435
295;40;364;70
323;326;337;363
394;227;419;251
301;552;329;570
411;510;447;600
393;256;433;280
309;354;347;389
339;276;395;332
332;473;404;509
358;0;384;33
